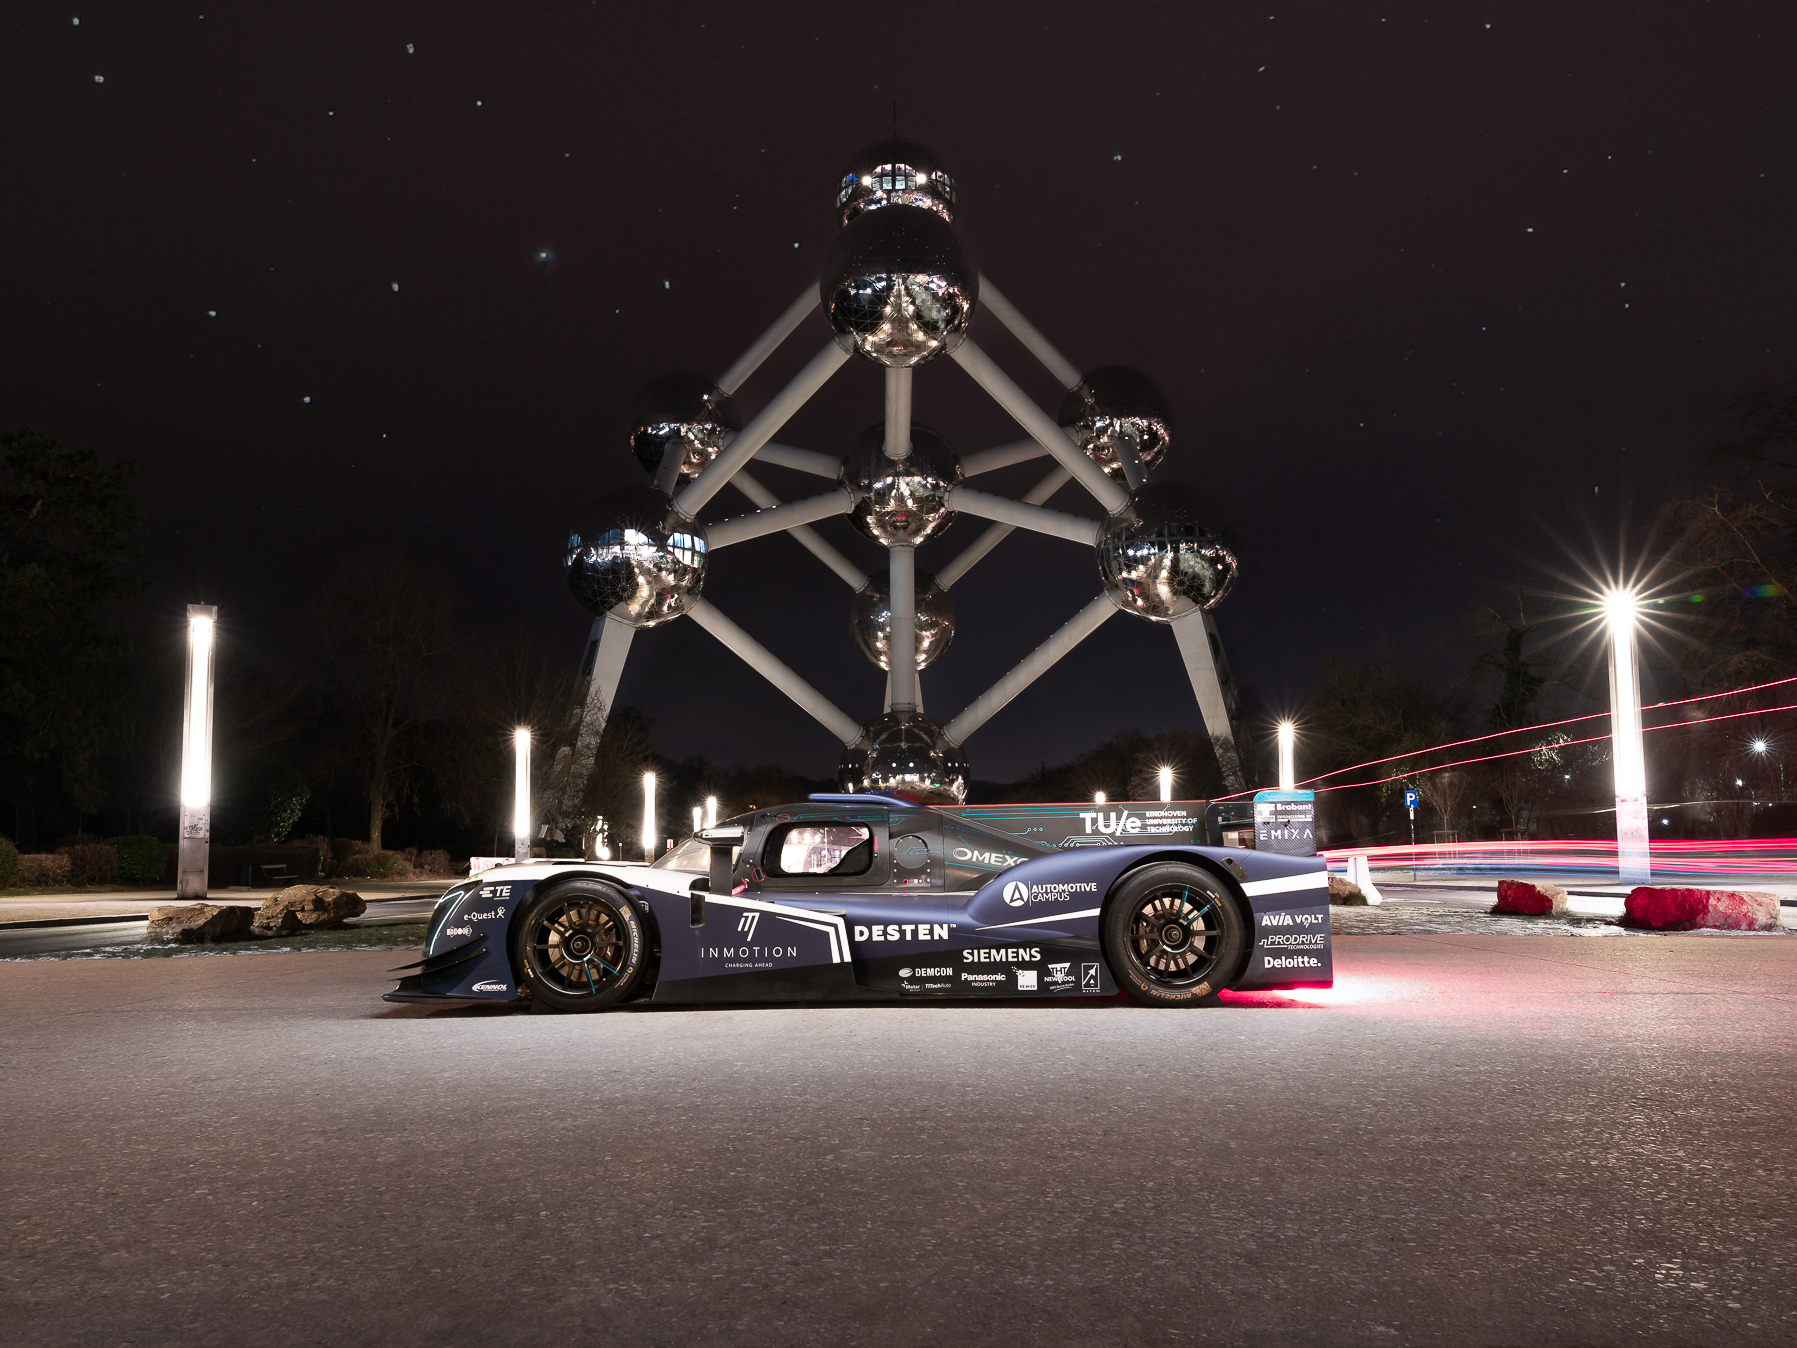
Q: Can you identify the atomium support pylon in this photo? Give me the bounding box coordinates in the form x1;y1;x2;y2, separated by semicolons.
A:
550;138;1245;842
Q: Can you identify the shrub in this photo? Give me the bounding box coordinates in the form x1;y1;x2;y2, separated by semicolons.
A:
105;835;167;883
365;850;414;880
336;852;370;879
15;854;72;888
0;837;17;887
415;849;453;878
59;843;118;885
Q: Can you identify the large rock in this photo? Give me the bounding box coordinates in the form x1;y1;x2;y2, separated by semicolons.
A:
1621;887;1780;932
253;885;366;936
1493;879;1570;917
146;903;256;943
1327;874;1367;906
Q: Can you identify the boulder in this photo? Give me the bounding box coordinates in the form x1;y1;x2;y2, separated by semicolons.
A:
1621;887;1780;932
1327;874;1367;906
146;903;256;943
1493;879;1570;917
252;885;366;936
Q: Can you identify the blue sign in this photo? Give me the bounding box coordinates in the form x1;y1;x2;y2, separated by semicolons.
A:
1404;789;1419;810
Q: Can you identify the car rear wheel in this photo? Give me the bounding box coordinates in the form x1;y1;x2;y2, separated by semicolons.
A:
1103;863;1245;1006
511;881;646;1013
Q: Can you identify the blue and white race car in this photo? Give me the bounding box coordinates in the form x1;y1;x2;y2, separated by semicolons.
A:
384;794;1330;1012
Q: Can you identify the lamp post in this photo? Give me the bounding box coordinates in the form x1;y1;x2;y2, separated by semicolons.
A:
705;795;718;829
512;729;531;861
1158;765;1173;803
1604;590;1650;883
1094;790;1106;806
176;605;218;899
642;772;657;860
1277;721;1296;792
692;805;703;835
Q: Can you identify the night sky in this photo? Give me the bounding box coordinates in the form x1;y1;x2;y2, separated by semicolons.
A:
4;3;1794;783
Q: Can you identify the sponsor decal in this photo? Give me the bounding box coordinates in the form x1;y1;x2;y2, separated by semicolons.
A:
443;925;472;938
465;909;506;922
471;980;509;992
951;846;1027;869
1045;961;1074;989
477;884;514;900
700;946;799;960
1079;809;1145;836
1080;962;1100;991
960;971;1008;984
853;923;951;942
1262;954;1323;969
962;947;1041;963
1259;911;1326;927
1260;934;1327;948
737;912;760;940
904;966;953;977
1000;879;1100;906
1015;969;1038;991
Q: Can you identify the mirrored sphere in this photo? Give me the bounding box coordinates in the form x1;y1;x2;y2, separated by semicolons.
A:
1058;366;1175;482
821;205;977;367
834;138;958;227
1096;482;1238;622
839;422;963;545
838;711;971;806
564;486;708;628
628;373;742;486
849;568;956;670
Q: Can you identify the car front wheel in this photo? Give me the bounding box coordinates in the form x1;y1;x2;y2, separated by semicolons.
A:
511;881;646;1013
1103;863;1246;1006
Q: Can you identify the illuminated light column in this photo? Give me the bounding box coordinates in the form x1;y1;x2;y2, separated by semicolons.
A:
1158;765;1173;803
175;605;218;899
692;805;703;835
512;729;531;861
705;796;718;828
1094;791;1106;805
1605;590;1651;883
1277;722;1296;792
642;772;657;860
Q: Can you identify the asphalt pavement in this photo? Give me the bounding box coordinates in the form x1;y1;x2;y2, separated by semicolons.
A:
3;935;1794;1346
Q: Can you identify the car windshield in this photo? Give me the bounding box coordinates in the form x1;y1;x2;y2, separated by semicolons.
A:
651;837;712;873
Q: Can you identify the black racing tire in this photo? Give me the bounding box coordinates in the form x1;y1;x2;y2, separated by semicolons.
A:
1102;862;1246;1007
510;880;646;1013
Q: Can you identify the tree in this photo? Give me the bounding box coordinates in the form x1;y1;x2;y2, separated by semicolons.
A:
0;429;145;833
295;551;464;850
1659;373;1797;691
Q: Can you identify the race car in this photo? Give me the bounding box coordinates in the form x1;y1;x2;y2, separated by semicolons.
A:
383;793;1330;1012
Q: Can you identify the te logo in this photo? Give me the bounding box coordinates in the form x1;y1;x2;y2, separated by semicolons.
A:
1002;881;1029;907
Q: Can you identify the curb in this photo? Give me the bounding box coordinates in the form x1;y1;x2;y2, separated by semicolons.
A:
0;913;151;931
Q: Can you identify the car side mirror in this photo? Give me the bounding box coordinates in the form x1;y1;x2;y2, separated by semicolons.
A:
698;826;742;902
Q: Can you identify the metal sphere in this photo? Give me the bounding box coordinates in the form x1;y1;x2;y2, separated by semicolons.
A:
628;373;741;486
1058;366;1175;483
849;568;956;671
564;486;708;628
1096;482;1238;622
821;205;977;367
834;138;958;227
838;711;970;806
839;422;963;545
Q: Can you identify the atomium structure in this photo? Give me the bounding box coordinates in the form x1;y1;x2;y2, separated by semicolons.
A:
551;138;1246;824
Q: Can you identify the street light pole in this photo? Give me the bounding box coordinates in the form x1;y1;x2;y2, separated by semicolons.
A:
1277;722;1296;792
512;729;531;862
642;772;657;861
176;605;217;900
1605;590;1651;884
